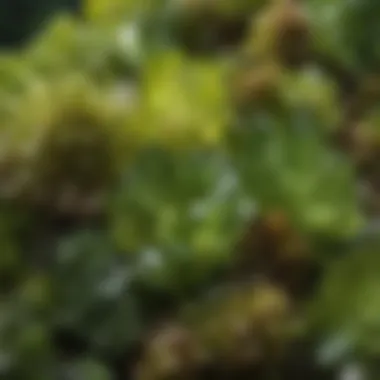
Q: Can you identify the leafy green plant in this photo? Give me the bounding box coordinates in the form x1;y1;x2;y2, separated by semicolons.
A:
0;0;379;379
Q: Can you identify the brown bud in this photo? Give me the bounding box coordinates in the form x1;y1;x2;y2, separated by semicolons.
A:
233;62;281;106
250;1;311;67
136;323;205;380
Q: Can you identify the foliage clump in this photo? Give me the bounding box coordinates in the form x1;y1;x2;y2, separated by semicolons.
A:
0;0;380;379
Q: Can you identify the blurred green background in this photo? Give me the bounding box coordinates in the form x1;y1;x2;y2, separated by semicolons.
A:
0;0;380;379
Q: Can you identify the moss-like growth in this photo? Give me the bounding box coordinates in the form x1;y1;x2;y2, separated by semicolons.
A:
0;0;379;378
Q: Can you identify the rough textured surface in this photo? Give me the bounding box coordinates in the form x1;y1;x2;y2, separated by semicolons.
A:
0;0;379;379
